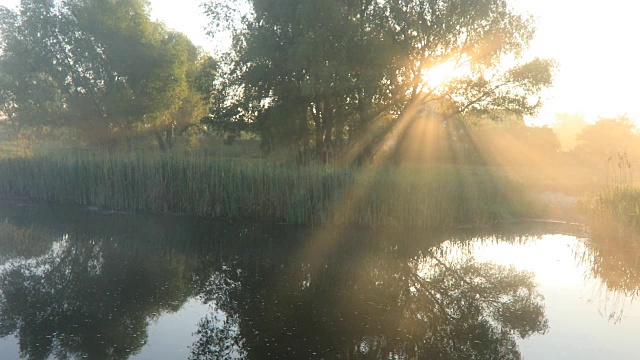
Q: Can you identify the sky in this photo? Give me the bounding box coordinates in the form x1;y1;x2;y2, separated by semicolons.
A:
1;0;639;126
511;0;640;126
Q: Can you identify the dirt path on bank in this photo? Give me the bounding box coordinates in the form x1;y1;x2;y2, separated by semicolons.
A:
529;191;582;223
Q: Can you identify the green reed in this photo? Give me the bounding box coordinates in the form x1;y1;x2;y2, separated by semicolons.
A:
581;151;640;242
583;185;640;235
0;154;532;228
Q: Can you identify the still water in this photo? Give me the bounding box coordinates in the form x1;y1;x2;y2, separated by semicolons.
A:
0;200;639;359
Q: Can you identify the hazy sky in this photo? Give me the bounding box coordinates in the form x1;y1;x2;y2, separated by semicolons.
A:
1;0;639;126
512;0;640;125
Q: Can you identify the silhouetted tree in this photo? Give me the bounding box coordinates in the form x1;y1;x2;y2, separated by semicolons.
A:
552;113;587;151
203;0;555;161
575;116;639;169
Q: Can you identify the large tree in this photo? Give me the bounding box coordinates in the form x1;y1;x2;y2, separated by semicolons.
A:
0;0;214;151
204;0;555;161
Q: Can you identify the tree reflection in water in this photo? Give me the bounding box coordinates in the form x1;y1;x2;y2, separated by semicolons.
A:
0;204;204;360
0;203;564;360
0;235;192;360
190;229;549;360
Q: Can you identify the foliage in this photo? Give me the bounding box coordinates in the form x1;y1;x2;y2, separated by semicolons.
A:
578;184;640;321
575;116;639;167
203;0;556;159
470;123;562;166
0;0;214;151
582;185;640;234
0;154;534;227
552;113;587;150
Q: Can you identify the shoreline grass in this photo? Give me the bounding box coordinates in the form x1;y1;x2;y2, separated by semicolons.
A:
0;154;535;228
581;185;640;243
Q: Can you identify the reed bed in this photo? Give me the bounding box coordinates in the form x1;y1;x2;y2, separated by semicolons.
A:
0;154;531;228
582;185;640;241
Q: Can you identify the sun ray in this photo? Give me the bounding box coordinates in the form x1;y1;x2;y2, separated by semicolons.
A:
421;57;472;92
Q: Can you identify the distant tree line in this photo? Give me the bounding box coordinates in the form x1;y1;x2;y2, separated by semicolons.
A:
468;115;640;171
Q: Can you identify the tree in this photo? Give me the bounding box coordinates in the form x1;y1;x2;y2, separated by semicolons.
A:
203;0;556;161
575;116;639;169
0;0;213;151
465;122;562;166
552;113;587;150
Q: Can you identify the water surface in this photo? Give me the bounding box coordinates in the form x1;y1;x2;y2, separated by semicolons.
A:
0;200;639;359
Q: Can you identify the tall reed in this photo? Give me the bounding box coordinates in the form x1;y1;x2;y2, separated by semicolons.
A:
582;154;640;242
582;185;640;237
0;154;531;228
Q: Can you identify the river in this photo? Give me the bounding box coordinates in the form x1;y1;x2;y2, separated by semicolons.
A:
0;200;638;359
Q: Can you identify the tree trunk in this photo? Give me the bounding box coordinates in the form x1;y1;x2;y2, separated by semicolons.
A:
165;126;175;150
297;106;311;165
154;131;167;152
322;101;335;163
356;89;371;135
334;107;347;156
312;104;323;159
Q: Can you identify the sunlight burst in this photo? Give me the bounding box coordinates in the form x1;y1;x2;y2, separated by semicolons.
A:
423;61;459;89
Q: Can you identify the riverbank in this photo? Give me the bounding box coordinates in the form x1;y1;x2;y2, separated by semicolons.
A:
0;154;538;228
581;185;640;243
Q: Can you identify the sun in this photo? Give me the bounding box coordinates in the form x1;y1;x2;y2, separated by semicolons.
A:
421;59;471;91
423;61;458;88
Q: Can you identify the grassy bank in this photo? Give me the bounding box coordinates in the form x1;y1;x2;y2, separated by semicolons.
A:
582;185;640;243
0;154;535;228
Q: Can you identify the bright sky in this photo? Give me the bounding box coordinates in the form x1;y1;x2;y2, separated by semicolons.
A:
1;0;639;126
512;0;640;125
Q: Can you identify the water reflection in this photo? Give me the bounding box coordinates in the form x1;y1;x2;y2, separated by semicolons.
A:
190;232;549;359
0;201;607;359
574;225;640;323
0;230;193;359
0;220;51;261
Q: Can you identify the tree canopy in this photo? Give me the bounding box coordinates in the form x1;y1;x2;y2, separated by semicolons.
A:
576;116;638;157
203;0;556;161
0;0;215;151
0;0;556;158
